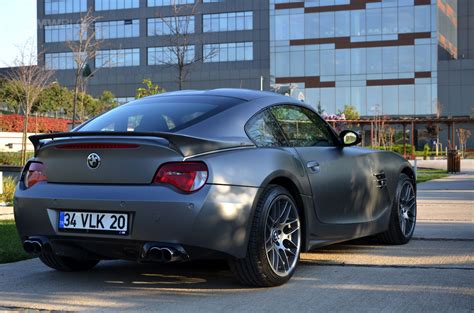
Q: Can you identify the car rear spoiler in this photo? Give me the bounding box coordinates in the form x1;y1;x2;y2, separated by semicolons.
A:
29;131;254;157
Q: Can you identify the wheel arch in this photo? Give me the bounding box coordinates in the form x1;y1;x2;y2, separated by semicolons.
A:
401;166;416;192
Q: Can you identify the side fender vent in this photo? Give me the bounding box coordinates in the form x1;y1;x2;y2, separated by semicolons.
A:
373;171;387;189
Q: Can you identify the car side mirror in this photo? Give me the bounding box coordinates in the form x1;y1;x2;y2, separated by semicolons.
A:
339;130;361;147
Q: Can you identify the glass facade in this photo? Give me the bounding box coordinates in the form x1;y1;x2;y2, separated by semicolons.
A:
148;46;195;65
147;17;195;36
147;0;194;7
95;48;140;67
45;52;83;70
203;12;253;33
95;0;140;11
437;0;458;59
45;0;87;14
96;20;140;39
270;0;446;117
44;24;83;42
204;42;254;62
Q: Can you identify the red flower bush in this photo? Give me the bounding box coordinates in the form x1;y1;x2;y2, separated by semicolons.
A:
0;114;70;133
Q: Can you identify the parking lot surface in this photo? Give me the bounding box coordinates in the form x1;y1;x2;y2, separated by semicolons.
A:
0;170;472;312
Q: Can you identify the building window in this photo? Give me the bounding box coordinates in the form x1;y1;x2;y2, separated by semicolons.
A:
203;0;223;2
44;24;84;43
147;17;195;36
95;0;139;11
147;0;193;7
45;0;87;15
96;48;140;67
202;11;253;33
45;52;81;70
147;46;195;65
204;42;253;63
96;20;140;39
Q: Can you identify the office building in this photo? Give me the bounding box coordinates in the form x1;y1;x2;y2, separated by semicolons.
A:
37;0;473;122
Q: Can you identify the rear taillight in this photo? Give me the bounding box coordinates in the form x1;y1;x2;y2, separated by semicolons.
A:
24;162;47;188
153;162;208;193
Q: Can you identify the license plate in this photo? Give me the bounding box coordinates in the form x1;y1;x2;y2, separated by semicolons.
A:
58;211;129;235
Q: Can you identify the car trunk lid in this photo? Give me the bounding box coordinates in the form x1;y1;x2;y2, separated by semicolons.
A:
36;136;181;184
30;132;254;184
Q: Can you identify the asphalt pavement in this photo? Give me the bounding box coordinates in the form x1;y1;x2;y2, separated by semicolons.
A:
0;163;472;312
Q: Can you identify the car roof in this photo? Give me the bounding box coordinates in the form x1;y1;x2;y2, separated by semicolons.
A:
146;88;289;102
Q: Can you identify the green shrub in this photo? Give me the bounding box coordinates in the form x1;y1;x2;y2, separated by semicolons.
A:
1;177;16;206
367;144;413;155
0;152;34;166
414;151;439;157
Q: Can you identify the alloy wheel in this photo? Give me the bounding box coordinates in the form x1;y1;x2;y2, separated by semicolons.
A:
264;195;301;276
399;181;416;237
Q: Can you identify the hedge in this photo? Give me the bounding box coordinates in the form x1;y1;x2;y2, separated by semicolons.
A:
0;114;69;133
0;152;34;166
368;144;414;155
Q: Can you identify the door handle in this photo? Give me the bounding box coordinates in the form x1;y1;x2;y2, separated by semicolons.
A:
306;161;320;173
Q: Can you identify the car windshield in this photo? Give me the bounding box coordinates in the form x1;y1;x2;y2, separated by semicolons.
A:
77;95;243;133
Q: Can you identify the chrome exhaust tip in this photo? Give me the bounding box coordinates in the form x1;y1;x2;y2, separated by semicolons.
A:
161;248;174;262
23;240;34;254
23;239;43;254
141;243;189;263
32;241;43;254
147;247;164;262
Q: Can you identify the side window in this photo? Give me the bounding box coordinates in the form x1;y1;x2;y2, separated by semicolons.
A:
245;110;287;147
270;105;335;147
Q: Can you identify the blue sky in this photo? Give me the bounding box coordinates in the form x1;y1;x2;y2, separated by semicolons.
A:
0;1;37;67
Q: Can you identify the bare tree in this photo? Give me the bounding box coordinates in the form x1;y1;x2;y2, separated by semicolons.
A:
3;41;54;164
155;3;215;90
457;128;472;157
66;9;103;128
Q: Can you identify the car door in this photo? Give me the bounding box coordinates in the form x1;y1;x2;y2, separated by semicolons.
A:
269;105;384;231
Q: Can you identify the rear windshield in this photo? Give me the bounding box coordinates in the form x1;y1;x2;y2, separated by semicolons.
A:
77;95;243;133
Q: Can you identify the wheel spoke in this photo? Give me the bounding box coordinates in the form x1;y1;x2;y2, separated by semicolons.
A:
285;238;298;250
403;185;410;202
285;225;300;236
265;236;273;251
400;218;406;235
274;249;280;270
276;201;290;224
267;215;275;228
283;218;298;228
285;247;296;256
270;248;277;269
282;202;292;224
280;249;290;272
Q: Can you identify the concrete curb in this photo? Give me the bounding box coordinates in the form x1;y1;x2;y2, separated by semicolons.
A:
0;206;14;221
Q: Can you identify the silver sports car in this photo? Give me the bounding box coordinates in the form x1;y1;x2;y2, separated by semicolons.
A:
15;89;416;287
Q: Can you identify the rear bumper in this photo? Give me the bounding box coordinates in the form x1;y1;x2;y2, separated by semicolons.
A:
14;182;259;259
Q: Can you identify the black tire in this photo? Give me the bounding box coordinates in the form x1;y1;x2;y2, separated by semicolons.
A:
378;173;417;244
229;185;302;287
39;245;99;272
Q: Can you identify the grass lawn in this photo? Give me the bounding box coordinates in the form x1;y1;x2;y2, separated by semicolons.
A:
0;220;33;264
416;169;449;184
